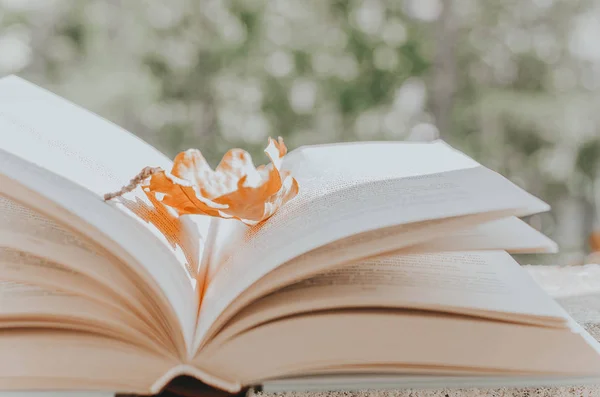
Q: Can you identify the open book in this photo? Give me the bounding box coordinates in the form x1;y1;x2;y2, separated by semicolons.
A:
1;75;600;396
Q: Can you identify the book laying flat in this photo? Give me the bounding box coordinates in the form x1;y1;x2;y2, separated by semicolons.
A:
0;75;599;396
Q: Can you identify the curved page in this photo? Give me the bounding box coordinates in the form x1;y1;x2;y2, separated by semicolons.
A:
206;251;568;349
199;310;600;386
195;145;550;350
0;329;177;394
0;76;197;353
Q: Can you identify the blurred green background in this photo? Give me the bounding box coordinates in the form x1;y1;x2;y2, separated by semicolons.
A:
2;0;600;265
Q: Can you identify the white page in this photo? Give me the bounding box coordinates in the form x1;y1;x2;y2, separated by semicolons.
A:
194;142;551;350
0;195;166;328
207;213;556;339
284;140;479;180
0;76;172;195
0;75;209;284
404;216;558;254
0;76;197;352
211;251;568;346
229;250;567;333
0;280;161;352
202;212;509;345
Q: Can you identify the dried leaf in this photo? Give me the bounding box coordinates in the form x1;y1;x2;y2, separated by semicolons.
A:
145;137;298;225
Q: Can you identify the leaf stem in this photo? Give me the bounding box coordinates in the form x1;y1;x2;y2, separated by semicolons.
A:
103;166;162;200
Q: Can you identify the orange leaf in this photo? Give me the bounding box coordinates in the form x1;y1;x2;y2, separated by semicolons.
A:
145;137;298;225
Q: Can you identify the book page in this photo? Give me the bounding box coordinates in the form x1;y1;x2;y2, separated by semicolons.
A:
211;251;568;347
0;76;173;195
0;246;114;308
0;190;173;336
200;213;556;343
0;195;180;347
0;328;175;393
205;141;487;279
195;158;550;349
0;76;198;352
201;211;511;344
278;251;566;320
0;194;105;255
199;309;600;387
0;281;168;354
401;216;558;254
284;140;478;181
0;244;173;345
0;195;135;292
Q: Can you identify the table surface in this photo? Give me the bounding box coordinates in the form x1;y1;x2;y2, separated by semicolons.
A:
251;264;600;397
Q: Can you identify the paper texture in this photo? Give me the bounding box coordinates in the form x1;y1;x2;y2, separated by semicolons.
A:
0;76;171;196
0;195;103;254
0;75;208;284
0;196;162;322
195;164;550;349
202;309;600;385
211;251;567;346
0;77;196;352
255;251;566;324
405;216;557;254
283;140;480;181
0;280;161;353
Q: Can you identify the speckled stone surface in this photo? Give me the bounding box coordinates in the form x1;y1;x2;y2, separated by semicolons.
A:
250;265;600;397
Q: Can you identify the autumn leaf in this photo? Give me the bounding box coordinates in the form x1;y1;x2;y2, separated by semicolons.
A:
105;137;299;226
